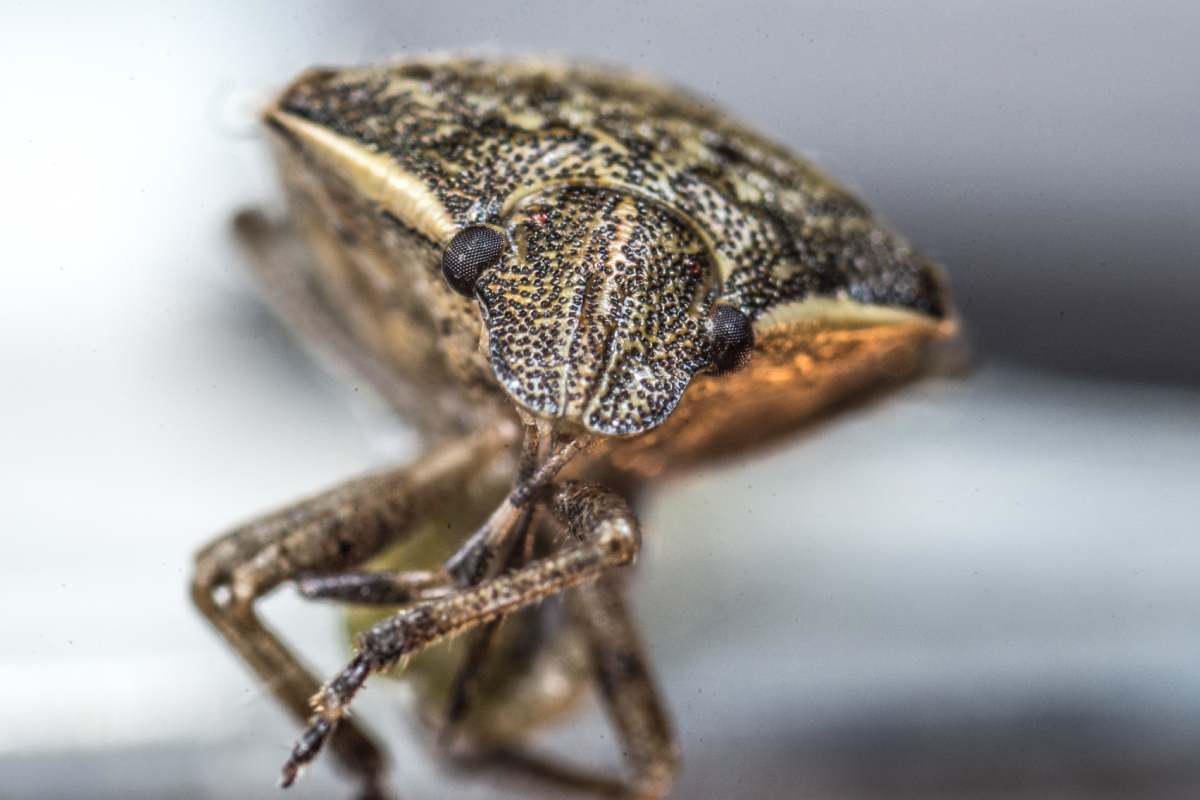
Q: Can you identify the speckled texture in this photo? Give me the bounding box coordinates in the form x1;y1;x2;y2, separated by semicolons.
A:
200;54;959;797
270;56;950;436
477;187;711;435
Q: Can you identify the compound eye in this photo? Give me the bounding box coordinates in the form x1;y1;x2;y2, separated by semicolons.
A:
708;304;754;374
441;225;506;296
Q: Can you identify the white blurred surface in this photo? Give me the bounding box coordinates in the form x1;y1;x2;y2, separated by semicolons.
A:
2;2;1199;798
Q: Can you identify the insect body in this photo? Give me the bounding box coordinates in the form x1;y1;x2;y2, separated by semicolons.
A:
192;56;955;799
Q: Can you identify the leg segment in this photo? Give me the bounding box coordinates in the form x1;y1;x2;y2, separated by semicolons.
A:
192;424;514;794
439;619;504;741
295;570;449;605
451;574;677;800
282;480;640;786
450;747;627;797
571;577;678;800
443;546;676;799
440;504;540;743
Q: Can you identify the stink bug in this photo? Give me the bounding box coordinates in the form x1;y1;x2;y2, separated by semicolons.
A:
192;55;956;799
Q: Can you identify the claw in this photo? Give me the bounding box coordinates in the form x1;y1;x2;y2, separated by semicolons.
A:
280;716;333;788
281;654;373;788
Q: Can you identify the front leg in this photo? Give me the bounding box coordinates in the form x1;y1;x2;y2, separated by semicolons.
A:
191;422;515;797
571;577;678;799
282;480;641;787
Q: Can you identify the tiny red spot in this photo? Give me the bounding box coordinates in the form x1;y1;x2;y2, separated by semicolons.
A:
683;257;704;277
529;210;549;226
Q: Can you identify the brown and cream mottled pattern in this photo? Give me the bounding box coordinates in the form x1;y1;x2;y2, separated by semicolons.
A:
196;55;961;798
477;187;712;435
268;56;950;438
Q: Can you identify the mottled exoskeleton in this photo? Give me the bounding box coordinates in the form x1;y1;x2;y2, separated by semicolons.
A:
192;56;955;799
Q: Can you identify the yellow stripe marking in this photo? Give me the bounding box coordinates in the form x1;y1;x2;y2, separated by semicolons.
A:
268;110;457;244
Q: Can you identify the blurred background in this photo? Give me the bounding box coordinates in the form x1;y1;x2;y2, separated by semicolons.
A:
2;2;1198;798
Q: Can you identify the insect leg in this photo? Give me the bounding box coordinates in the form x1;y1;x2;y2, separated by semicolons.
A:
281;479;640;787
294;570;450;604
439;619;505;741
439;505;540;744
444;575;676;800
192;423;515;794
570;576;678;800
293;501;538;606
449;746;627;797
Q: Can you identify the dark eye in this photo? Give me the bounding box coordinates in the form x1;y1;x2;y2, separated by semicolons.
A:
441;225;506;296
708;304;754;374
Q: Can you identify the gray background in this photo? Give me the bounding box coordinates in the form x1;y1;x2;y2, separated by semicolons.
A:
2;2;1198;798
